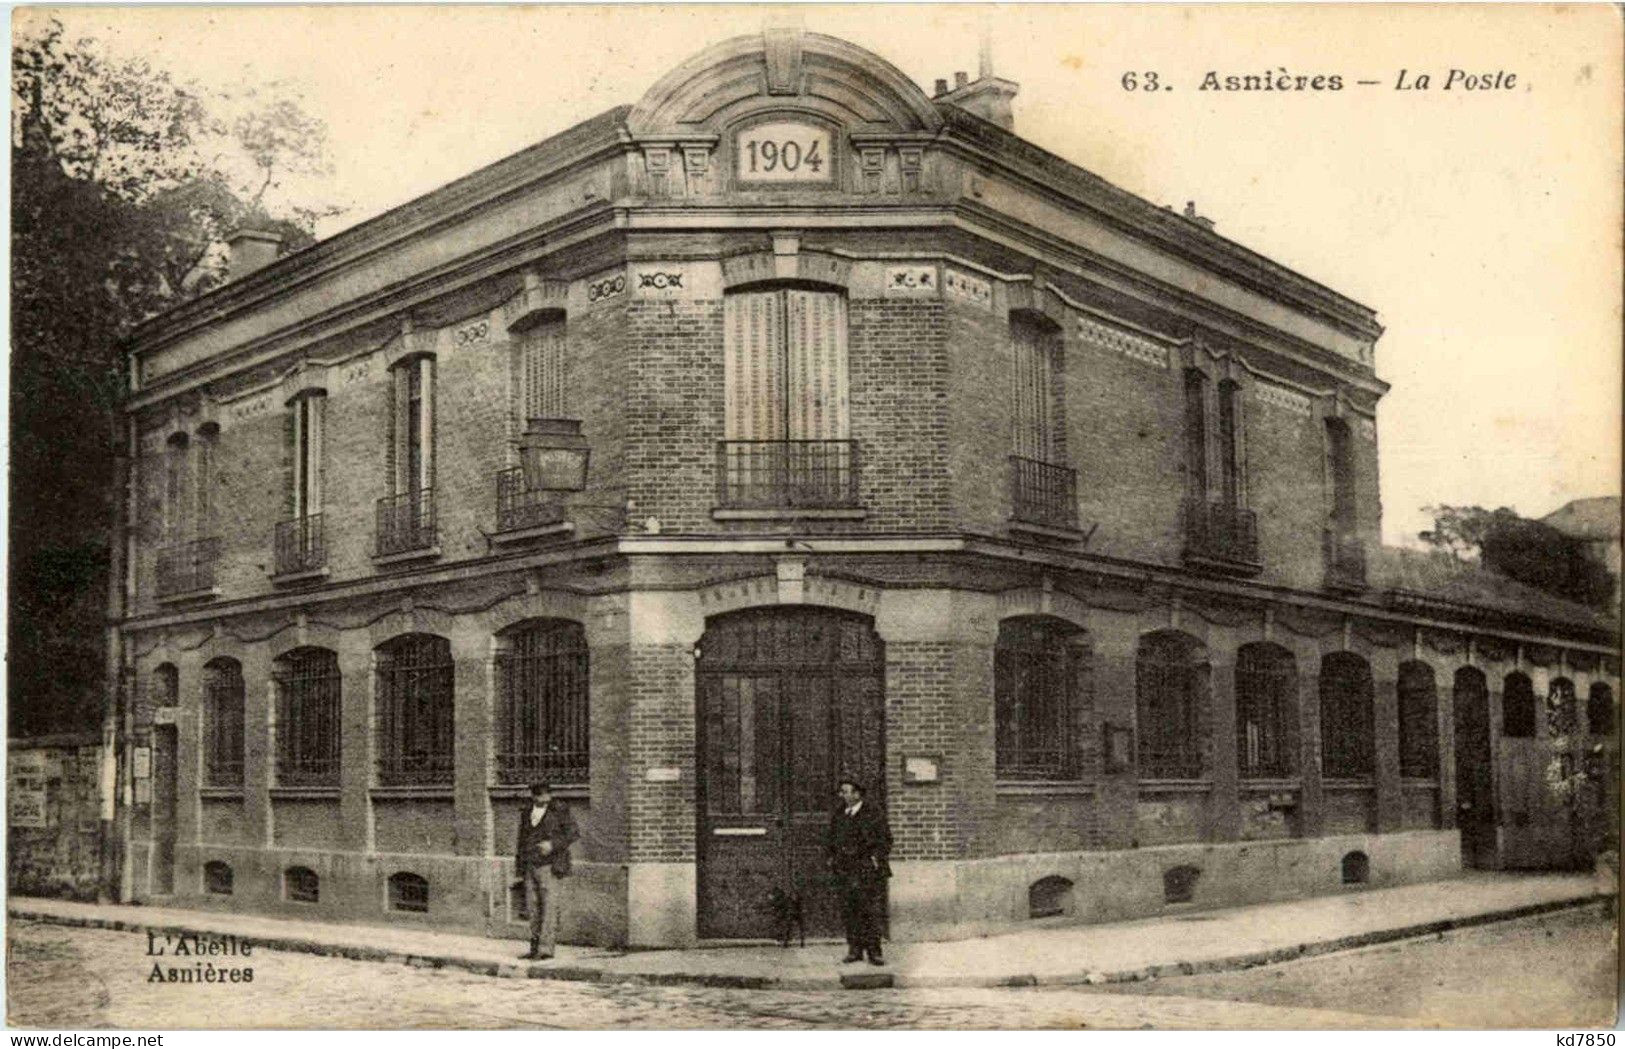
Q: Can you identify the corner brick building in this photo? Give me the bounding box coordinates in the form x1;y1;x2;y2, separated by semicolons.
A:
113;31;1618;946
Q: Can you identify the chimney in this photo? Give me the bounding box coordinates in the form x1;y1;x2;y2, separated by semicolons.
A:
935;78;949;96
934;33;1019;131
225;228;282;281
954;71;969;89
1182;201;1217;231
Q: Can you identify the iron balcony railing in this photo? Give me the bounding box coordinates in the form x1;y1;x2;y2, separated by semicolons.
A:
156;537;221;596
716;439;859;510
1010;456;1078;530
494;467;566;533
1183;498;1260;568
1323;528;1368;590
274;513;326;575
375;489;436;556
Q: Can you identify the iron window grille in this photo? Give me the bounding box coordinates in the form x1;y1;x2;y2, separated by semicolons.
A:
203;658;245;788
375;489;436;556
388;872;429;913
1010;456;1078;530
274;513;326;575
375;635;455;786
1235;644;1297;778
495;620;590;785
275;648;342;787
1319;653;1376;778
994;617;1086;779
284;866;319;904
156;537;221;596
1137;633;1206;779
1397;662;1439;778
494;466;565;533
716;439;859;509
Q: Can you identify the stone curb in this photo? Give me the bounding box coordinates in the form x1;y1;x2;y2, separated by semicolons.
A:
8;893;1608;993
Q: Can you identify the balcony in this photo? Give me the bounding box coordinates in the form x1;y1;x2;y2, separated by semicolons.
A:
156;538;221;599
494;466;568;537
1010;456;1079;532
273;513;326;578
1182;499;1261;575
375;489;437;559
1323;528;1368;591
716;439;860;513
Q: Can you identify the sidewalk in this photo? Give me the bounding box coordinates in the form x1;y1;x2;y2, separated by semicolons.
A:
8;871;1609;991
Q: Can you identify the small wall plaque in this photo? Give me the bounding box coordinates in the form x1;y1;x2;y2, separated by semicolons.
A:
645;766;681;783
902;754;941;784
133;747;151;780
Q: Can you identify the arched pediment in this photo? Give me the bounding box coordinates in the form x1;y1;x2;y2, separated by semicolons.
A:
628;30;942;136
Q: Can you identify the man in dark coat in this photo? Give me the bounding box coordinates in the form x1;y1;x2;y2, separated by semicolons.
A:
827;777;891;965
515;781;578;960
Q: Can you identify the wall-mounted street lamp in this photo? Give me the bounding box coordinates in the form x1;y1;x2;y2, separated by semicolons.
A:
519;418;590;492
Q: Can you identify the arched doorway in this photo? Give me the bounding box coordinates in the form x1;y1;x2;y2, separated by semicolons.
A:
696;607;885;940
1453;667;1496;868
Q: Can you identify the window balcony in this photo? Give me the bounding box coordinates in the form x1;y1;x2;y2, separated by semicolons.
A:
1182;498;1261;575
494;466;566;534
1324;528;1368;591
1010;456;1078;532
156;537;221;598
375;489;437;558
716;439;859;512
273;513;326;578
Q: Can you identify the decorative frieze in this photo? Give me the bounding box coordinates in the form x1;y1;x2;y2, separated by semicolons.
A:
883;264;938;297
585;269;627;307
1255;382;1313;417
943;269;992;311
1076;315;1169;369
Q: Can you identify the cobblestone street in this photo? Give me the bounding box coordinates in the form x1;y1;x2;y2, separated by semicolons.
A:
6;907;1614;1030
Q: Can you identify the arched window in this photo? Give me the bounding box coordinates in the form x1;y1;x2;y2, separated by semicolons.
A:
274;648;341;787
152;664;178;708
1235;643;1297;778
203;658;244;787
284;866;319;904
1319;652;1374;779
1588;682;1615;737
203;860;233;895
388;871;429;913
1341;850;1370;884
1397;661;1439;778
1547;677;1577;737
1502;672;1536;738
1137;631;1207;779
995;617;1087;780
375;635;454;786
719;287;854;509
496;620;589;785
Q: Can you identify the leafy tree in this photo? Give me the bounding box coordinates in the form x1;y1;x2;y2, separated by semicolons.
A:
9;18;343;735
1419;504;1616;611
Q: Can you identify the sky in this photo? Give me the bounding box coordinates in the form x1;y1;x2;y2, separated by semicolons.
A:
28;4;1623;548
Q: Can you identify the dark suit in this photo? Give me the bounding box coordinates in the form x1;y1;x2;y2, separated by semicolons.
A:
827;800;891;956
515;801;578;953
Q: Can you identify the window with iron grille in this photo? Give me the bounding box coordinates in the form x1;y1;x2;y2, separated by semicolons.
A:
1235;643;1296;778
995;617;1087;780
275;647;341;787
375;635;455;786
203;658;244;788
1502;672;1536;738
1547;677;1578;737
1397;661;1439;778
1011;316;1062;465
284;866;319;904
1588;682;1615;736
1319;653;1375;778
388;871;429;913
496;620;589;785
1137;631;1207;779
517;316;567;425
203;861;233;895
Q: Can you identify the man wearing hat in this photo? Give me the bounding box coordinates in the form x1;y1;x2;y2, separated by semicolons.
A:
827;777;891;965
516;781;577;960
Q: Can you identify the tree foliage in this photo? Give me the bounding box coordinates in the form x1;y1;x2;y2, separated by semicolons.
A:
1419;504;1616;611
9;18;343;734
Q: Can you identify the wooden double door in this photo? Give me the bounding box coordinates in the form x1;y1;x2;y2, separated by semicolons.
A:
697;608;885;940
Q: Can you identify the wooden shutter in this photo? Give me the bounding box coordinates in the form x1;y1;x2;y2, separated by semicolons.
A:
1012;320;1053;462
724;291;785;441
522;319;566;422
784;290;849;440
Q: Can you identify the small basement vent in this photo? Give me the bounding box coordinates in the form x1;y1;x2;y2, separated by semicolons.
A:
1163;865;1201;904
388;871;429;913
285;866;319;904
203;861;233;896
1028;876;1074;919
1341;851;1370;885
